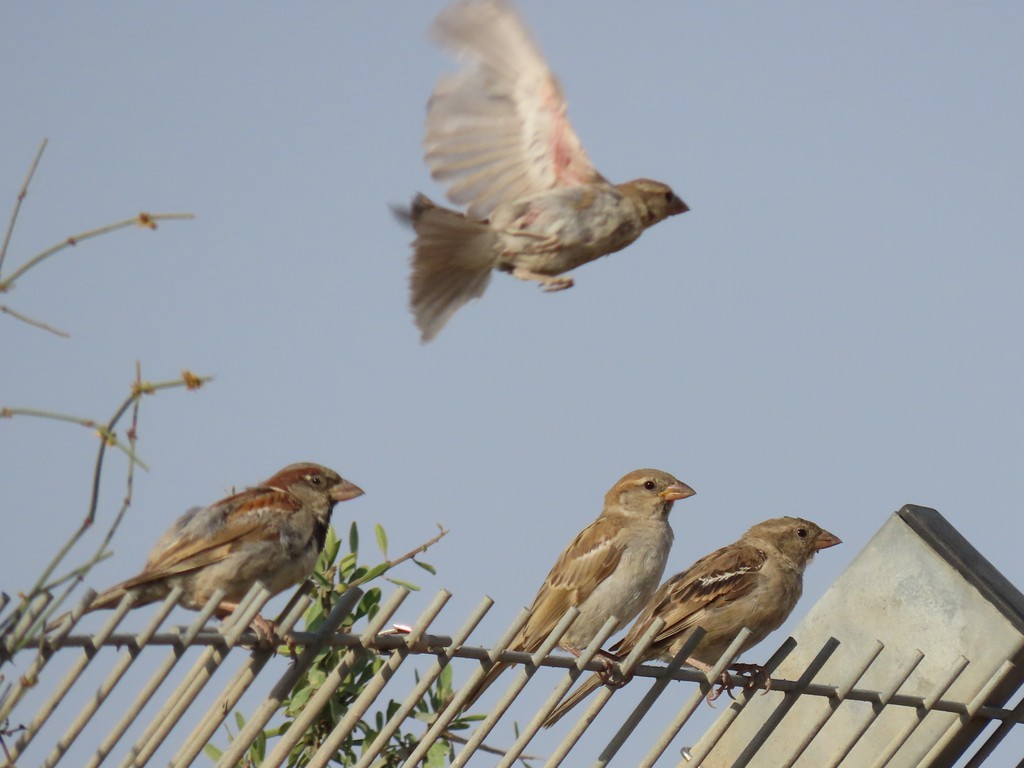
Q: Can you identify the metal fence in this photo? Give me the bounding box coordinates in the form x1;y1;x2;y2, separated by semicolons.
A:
2;577;1022;767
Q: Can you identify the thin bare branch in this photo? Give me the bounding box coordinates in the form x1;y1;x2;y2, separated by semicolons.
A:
0;211;194;292
1;407;146;467
38;551;113;594
0;304;69;337
0;138;47;279
94;361;144;563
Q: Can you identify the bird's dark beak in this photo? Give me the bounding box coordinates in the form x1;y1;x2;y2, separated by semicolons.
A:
669;195;689;216
660;481;696;502
813;529;842;551
331;480;365;503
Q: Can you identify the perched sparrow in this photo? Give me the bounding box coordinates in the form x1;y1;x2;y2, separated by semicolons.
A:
400;0;689;342
53;463;364;637
544;517;841;726
461;469;694;710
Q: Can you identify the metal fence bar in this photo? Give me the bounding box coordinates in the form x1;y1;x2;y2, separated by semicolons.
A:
824;648;926;768
963;690;1024;768
41;590;97;640
2;592;50;654
399;605;532;768
0;588;96;722
121;583;272;767
917;659;1017;767
635;628;755;768
497;616;623;768
248;587;408;768
352;594;492;768
870;655;971;768
82;588;226;768
305;589;449;767
41;587;183;768
570;623;693;768
7;593;137;763
0;592;52;659
169;591;314;768
678;637;799;765
543;621;687;768
730;636;842;768
221;586;365;768
36;628;1024;727
451;607;582;767
783;640;886;766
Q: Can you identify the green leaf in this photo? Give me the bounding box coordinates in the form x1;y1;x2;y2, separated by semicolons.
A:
386;578;422;591
337;551;358;579
307;666;327;687
320;524;340;566
289;684;314;710
348;520;359;555
425;739;450;768
235;710;246;730
413;558;436;575
303;600;324;628
358;562;389;583
252;729;267;761
374;523;388;556
203;744;223;760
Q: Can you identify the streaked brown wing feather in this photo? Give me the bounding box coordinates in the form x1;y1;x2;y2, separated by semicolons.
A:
122;489;296;589
517;516;626;650
616;544;767;652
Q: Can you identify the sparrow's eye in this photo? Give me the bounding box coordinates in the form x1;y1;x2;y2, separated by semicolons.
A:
643;480;657;491
797;528;808;538
309;475;323;486
664;191;675;202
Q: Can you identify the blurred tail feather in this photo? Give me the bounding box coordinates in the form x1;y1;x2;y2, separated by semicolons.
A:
397;194;497;342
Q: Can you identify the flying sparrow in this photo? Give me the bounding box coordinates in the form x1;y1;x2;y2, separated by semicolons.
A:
544;517;841;726
400;0;689;342
461;468;695;710
51;462;364;640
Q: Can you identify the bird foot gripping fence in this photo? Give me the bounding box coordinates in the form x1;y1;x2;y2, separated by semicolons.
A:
2;570;1023;767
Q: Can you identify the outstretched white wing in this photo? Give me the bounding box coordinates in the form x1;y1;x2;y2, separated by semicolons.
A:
425;0;604;220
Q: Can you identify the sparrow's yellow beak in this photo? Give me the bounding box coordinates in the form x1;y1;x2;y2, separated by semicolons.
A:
659;482;696;502
331;480;365;503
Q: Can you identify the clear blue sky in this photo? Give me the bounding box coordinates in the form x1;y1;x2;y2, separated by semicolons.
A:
3;2;1022;764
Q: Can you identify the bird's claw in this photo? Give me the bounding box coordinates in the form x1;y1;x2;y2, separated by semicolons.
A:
730;662;771;695
564;646;629;688
705;663;769;704
594;653;631;688
250;614;297;660
705;673;728;705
